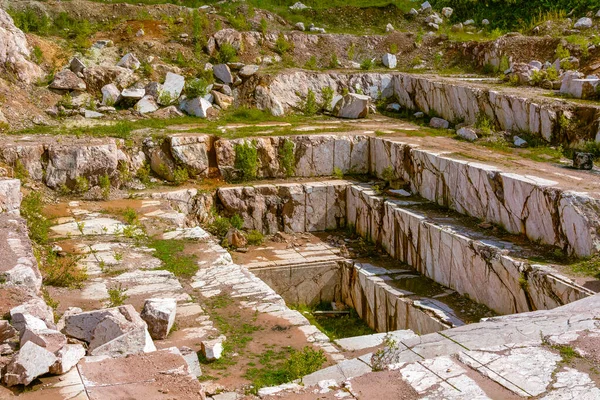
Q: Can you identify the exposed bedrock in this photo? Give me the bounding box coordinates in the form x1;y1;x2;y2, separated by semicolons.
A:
2;134;598;256
369;137;600;257
346;184;592;315
247;70;600;144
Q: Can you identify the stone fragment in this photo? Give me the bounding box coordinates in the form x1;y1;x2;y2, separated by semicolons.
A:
116;53;141;70
101;83;121;106
140;298;177;340
144;81;162;99
382;53;397;69
10;299;54;334
290;2;309;11
49;344;86;374
213;64;233;84
441;7;453;18
211;90;234;110
573;152;594;170
181;97;213;118
201;337;224;361
574;17;593;29
482;19;490;25
0;320;17;342
409;8;419;16
121;88;145;101
513;136;528;147
420;1;432;12
169;134;211;176
3;341;57;386
386;103;401;112
456;127;478;141
64;305;156;357
429;117;450;129
295;22;305;31
0;9;44;84
69;57;86;74
452;23;464;32
49;70;86;91
224;228;247;248
160;72;185;105
57;307;83;332
464;19;475;25
150;105;184;119
21;328;67;353
414;111;424;118
180;346;202;378
84;110;103;119
239;64;259;78
134;95;160;114
385;23;394;32
333;93;370;119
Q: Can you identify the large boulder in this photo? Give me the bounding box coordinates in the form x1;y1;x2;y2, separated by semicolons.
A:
560;77;600;99
116;53;141;70
382;53;397;69
159;72;185;105
63;305;156;357
134;95;160;114
213;64;233;84
211;90;234;110
169;134;212;176
0;9;43;84
181;97;213;118
101;83;121;106
429;117;450;129
50;343;86;374
239;64;259;79
49;70;87;91
140;298;177;340
333;93;370;119
3;341;57;386
83;66;136;93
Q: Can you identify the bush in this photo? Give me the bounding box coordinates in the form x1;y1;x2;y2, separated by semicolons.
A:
360;58;373;70
74;176;89;194
302;89;319;116
279;139;296;177
321;87;334;112
107;284;129;307
247;230;264;245
210;215;233;238
172;167;189;185
99;174;111;200
42;252;87;288
185;78;210;98
328;54;339;69
555;43;570;60
304;55;318;70
21;192;51;244
275;33;292;55
217;43;238;63
230;214;244;230
234;141;259;181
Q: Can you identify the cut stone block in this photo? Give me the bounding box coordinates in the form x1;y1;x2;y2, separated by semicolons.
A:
3;341;57;386
180;346;202;378
140;298;177;340
21;328;67;353
201;336;225;361
50;343;86;374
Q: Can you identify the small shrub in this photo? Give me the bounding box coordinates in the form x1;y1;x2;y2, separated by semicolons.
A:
230;214;244;230
381;166;395;185
508;74;520;86
136;162;152;185
74;176;89;194
158;91;174;105
217;43;238;63
122;207;139;225
210;215;232;237
304;55;318;70
247;230;264;245
372;334;401;371
360;58;373;70
546;66;558;81
13;160;29;181
58;92;73;109
139;61;154;78
260;18;268;35
279;139;296;177
172;167;189;185
302;89;319;116
321;87;334;112
21;192;51;244
185;77;210;98
555;44;570;61
285;347;326;383
32;46;43;64
234;141;259;181
333;167;344;179
107;283;129;307
475;113;495;135
328;54;339;69
347;43;356;60
275;33;292;55
42;252;87;288
498;55;510;73
99;174;111;200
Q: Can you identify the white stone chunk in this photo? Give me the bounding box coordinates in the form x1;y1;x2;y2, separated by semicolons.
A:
3;341;57;386
140;298;177;340
50;344;86;374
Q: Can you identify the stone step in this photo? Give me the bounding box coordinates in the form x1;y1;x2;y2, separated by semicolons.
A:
347;184;594;316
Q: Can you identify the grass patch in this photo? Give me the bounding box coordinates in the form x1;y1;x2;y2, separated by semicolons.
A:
292;303;375;340
21;192;51;244
41;252;88;288
568;256;600;278
150;239;198;278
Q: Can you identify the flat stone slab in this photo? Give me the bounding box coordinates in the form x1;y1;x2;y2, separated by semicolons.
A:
77;347;204;399
335;330;418;351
